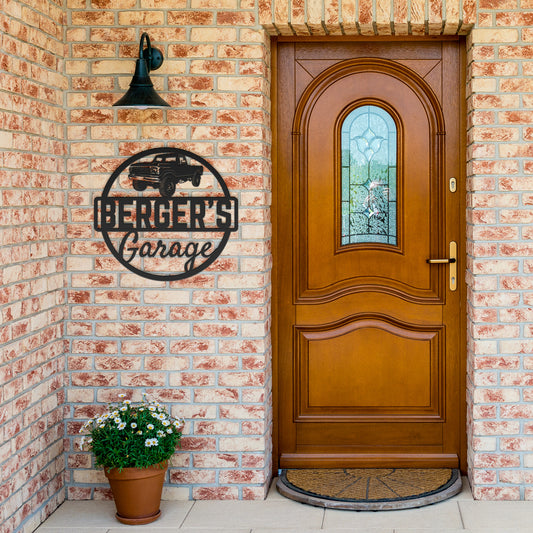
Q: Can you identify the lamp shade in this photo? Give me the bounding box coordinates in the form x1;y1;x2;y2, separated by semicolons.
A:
113;33;170;109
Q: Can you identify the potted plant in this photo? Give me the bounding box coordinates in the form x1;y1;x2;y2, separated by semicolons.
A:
80;394;184;525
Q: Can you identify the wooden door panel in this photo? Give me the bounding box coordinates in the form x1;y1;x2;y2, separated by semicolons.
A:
296;319;442;416
276;40;464;470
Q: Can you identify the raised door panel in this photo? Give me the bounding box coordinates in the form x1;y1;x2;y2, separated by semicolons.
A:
295;318;443;420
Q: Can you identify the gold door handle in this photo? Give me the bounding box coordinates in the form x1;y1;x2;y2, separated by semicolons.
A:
426;241;457;291
426;258;456;264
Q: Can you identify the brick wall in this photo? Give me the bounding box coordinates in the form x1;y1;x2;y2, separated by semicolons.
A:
3;2;533;530
466;3;533;500
0;0;67;531
64;2;273;501
260;0;533;502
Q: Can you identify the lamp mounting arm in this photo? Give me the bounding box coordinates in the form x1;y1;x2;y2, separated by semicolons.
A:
139;32;164;73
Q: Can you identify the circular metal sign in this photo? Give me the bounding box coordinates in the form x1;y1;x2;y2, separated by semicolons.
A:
94;147;238;281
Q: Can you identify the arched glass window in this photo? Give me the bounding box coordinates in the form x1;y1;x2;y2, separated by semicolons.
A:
341;105;397;245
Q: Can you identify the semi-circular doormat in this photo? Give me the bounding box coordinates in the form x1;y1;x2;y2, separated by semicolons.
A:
277;468;462;510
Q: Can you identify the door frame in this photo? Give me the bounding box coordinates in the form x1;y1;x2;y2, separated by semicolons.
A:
271;36;468;475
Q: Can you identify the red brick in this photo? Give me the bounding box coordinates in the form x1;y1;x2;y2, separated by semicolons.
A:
94;357;141;371
168;44;215;58
168;10;213;25
195;421;239;435
193;487;239;500
501;373;533;386
219;470;265;484
71;340;118;354
473;389;520;403
71;373;117;387
172;373;215;387
219;340;265;354
471;62;519;76
193;356;239;370
217;11;256;25
194;388;239;403
168;77;214;92
170;340;215;354
473;454;521;468
180;437;217;452
500;46;533;58
71;11;115;25
121;373;166;387
193;323;239;337
501;405;533;419
474;421;520;435
499;111;533;124
501;438;533;451
472;486;521;500
170;470;216;484
479;0;517;7
218;372;265;386
472;469;497;485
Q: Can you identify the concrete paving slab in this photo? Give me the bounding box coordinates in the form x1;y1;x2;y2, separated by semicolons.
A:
323;501;463;530
182;500;324;529
34;500;194;531
459;501;533;531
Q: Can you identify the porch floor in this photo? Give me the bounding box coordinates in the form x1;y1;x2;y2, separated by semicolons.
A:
36;478;532;533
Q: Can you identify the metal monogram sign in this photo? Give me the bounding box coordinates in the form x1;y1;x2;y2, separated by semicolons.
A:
94;147;239;281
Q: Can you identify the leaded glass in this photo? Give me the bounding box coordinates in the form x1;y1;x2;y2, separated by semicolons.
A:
341;105;397;245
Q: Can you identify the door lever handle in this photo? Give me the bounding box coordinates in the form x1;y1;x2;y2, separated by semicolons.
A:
426;241;457;291
426;258;456;264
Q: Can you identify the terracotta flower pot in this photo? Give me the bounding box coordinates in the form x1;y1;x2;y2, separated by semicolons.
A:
104;461;167;525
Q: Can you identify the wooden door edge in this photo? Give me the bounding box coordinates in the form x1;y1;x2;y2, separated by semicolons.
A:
458;38;468;475
271;38;280;476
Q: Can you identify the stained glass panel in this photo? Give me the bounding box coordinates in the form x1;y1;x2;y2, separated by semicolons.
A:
341;105;397;245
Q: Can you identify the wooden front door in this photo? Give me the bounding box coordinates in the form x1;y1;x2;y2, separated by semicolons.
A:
275;41;465;469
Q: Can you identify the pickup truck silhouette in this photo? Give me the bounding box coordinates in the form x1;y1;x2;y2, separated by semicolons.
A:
128;154;203;198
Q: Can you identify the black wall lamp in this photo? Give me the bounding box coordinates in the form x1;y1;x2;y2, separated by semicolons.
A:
113;32;170;108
